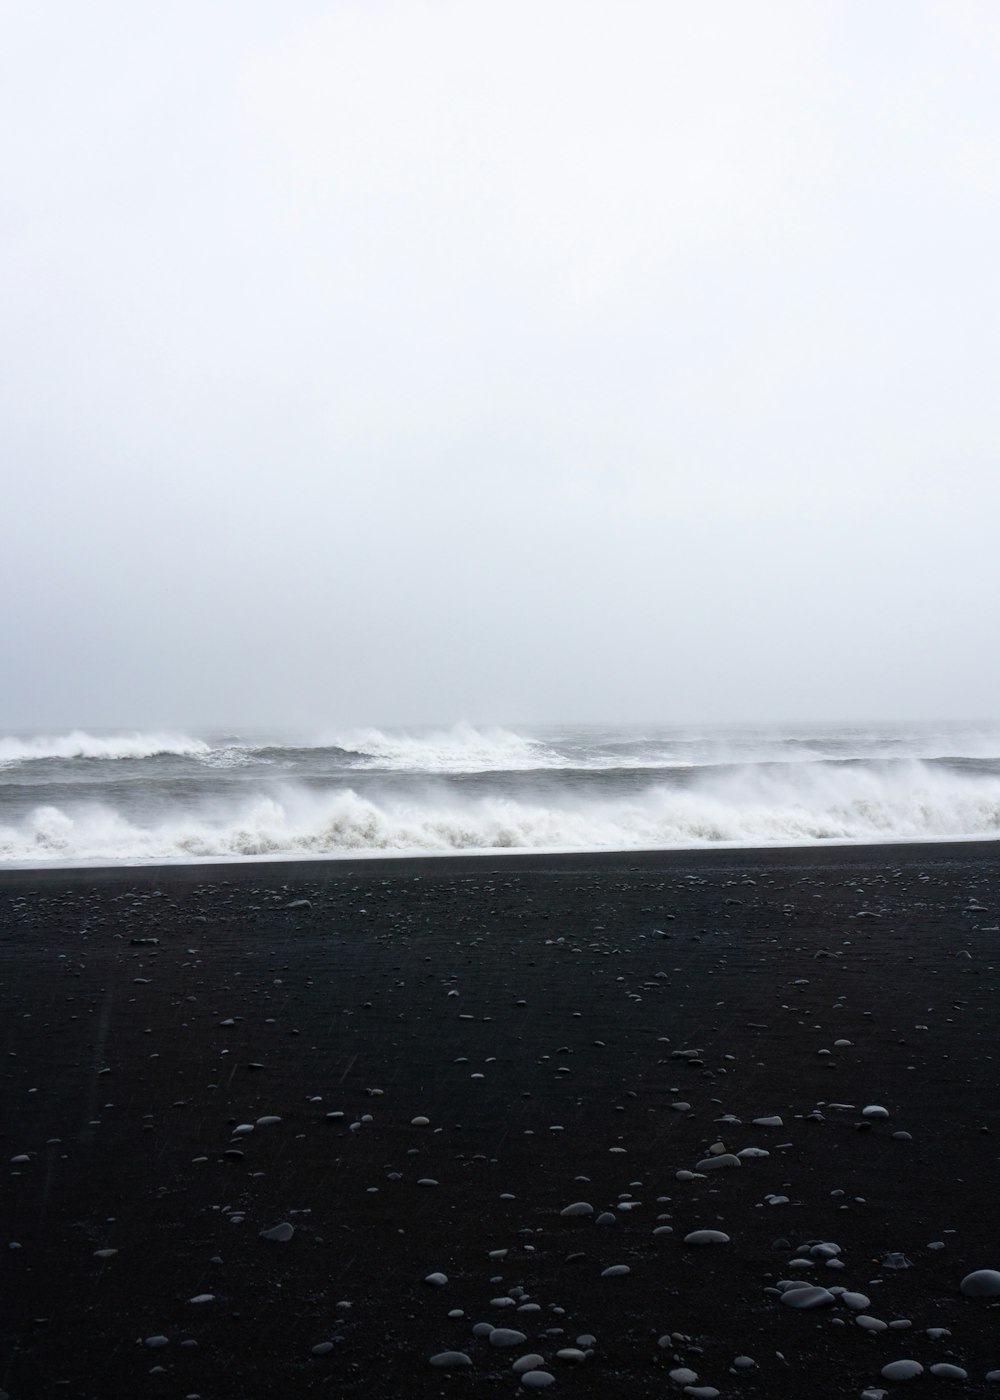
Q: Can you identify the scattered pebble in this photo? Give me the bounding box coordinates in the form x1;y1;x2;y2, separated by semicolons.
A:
490;1329;528;1347
429;1351;472;1367
259;1223;294;1242
781;1286;837;1309
880;1361;924;1381
961;1270;1000;1297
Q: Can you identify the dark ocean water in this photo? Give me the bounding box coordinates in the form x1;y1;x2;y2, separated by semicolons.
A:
2;720;1000;864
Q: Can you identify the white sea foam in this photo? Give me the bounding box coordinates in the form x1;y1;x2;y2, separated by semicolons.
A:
327;722;567;772
3;759;1000;864
0;730;211;765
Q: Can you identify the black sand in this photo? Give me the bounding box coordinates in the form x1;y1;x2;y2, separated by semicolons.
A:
2;842;1000;1398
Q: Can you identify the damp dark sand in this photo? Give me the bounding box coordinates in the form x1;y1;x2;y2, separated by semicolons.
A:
3;843;1000;1398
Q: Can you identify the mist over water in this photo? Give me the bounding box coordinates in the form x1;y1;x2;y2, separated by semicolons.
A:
2;720;1000;865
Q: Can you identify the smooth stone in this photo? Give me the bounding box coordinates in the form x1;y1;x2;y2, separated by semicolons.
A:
881;1361;924;1381
490;1329;528;1347
417;1178;439;1187
780;1286;836;1309
685;1389;720;1399
520;1373;555;1389
961;1269;1000;1297
752;1116;783;1127
472;1323;494;1338
732;1356;756;1369
512;1356;546;1373
863;1105;890;1118
696;1154;741;1171
929;1365;968;1380
669;1368;699;1383
259;1222;294;1242
683;1230;730;1246
424;1272;448;1286
556;1349;586;1362
601;1265;630;1277
411;1116;430;1126
188;1294;214;1305
144;1336;169;1347
595;1212;616;1226
312;1342;334;1355
429;1351;472;1367
255;1116;281;1126
559;1202;593;1217
857;1316;888;1331
841;1292;871;1309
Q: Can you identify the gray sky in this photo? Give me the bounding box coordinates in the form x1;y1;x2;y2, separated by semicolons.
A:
2;0;999;731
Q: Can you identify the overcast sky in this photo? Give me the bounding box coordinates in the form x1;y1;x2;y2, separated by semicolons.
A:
2;0;999;731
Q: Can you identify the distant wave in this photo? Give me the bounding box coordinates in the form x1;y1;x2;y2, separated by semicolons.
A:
326;722;568;772
0;730;211;765
5;722;1000;777
4;759;1000;863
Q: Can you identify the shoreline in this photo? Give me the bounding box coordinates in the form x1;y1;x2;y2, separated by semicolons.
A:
2;832;1000;885
3;840;1000;1396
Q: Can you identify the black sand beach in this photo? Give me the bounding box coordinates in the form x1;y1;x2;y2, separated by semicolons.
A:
2;842;999;1398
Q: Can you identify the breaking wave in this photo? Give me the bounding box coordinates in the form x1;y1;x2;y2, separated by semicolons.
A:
327;722;567;772
4;759;1000;864
0;730;211;765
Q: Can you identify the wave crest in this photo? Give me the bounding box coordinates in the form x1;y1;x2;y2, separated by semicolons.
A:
327;722;565;772
4;760;1000;863
0;730;211;765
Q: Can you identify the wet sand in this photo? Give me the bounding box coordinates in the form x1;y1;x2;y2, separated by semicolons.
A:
2;842;1000;1398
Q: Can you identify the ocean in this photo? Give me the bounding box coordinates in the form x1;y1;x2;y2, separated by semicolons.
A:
1;719;1000;866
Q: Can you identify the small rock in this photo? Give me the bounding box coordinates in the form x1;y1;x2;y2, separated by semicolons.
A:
259;1222;294;1242
880;1360;923;1381
490;1329;528;1347
429;1351;472;1367
780;1286;836;1309
961;1269;1000;1297
683;1230;730;1246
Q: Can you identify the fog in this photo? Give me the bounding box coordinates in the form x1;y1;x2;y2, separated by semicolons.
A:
3;1;999;731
